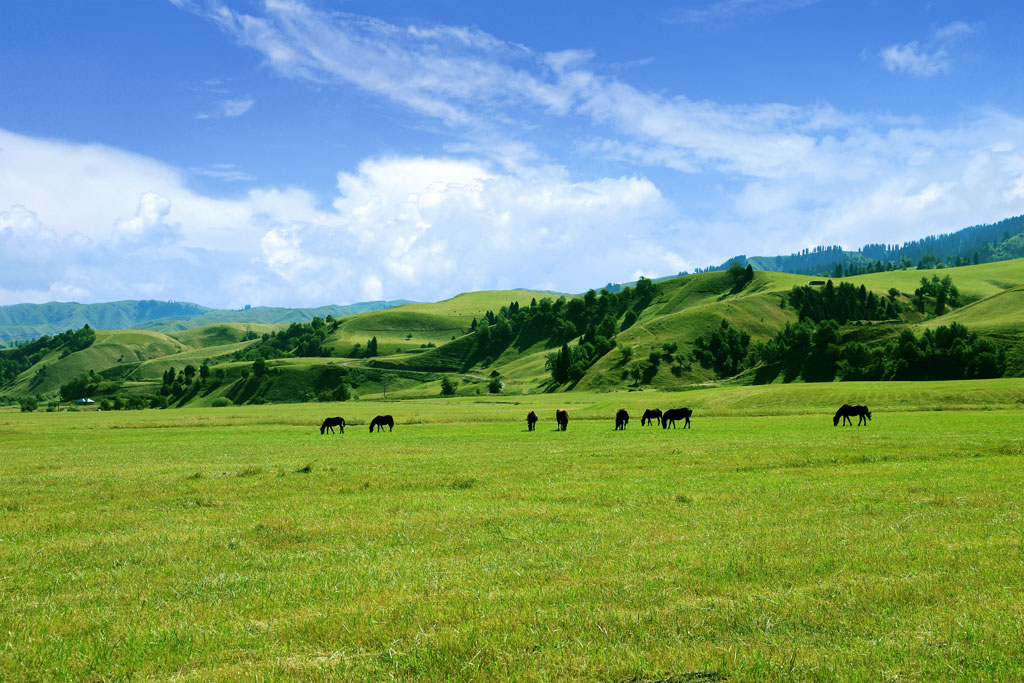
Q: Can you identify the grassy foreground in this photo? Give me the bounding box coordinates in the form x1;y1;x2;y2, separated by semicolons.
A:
2;382;1024;680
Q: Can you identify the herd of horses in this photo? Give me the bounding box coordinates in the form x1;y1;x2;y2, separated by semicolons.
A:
322;404;871;434
319;415;394;434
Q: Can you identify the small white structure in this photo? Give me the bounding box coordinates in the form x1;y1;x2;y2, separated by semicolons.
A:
74;398;95;406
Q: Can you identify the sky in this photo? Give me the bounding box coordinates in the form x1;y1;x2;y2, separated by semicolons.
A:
1;0;1022;308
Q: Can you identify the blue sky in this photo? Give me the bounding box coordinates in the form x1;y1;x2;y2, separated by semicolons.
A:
1;0;1022;308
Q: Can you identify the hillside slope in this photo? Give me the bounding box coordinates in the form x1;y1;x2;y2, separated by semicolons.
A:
4;261;1024;404
0;299;414;345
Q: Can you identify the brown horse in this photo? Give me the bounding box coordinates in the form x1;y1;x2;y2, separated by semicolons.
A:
662;408;692;429
320;416;345;434
640;408;662;426
526;410;538;431
834;404;871;426
615;409;629;430
555;409;569;431
369;415;394;432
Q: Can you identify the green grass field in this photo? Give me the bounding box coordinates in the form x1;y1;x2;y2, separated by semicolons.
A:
2;381;1024;680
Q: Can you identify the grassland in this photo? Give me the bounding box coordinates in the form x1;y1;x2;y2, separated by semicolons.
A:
2;381;1023;680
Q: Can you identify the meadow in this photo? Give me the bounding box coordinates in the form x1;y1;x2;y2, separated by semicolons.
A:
2;381;1024;680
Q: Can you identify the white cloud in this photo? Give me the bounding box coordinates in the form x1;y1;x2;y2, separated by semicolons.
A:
666;0;823;24
190;163;257;182
197;97;254;119
2;5;1021;308
880;42;950;78
0;127;684;306
880;21;974;78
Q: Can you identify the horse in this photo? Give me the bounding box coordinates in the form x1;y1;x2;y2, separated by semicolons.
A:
662;408;692;429
320;416;345;434
834;404;871;426
526;410;538;431
555;409;569;431
640;408;662;426
369;415;394;432
615;409;629;430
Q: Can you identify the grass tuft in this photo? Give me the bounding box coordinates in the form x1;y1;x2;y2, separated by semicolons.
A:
449;476;477;490
237;465;263;477
179;496;220;508
294;462;314;474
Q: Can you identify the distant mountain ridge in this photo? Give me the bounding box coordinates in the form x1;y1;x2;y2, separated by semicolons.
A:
600;214;1024;293
0;299;415;345
713;214;1024;277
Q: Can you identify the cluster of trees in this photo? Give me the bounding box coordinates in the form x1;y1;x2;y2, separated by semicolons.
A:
880;323;1004;380
456;278;658;384
750;320;845;382
158;362;218;399
913;275;960;315
707;214;1023;277
727;262;755;292
60;370;101;403
788;281;895;324
0;325;95;388
745;319;1005;383
540;278;661;383
349;336;379;358
233;316;340;362
692;320;751;378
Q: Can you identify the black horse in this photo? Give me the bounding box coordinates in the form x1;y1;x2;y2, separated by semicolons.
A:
526;410;538;431
834;404;871;426
640;408;662;426
662;408;692;429
615;409;629;430
555;409;569;431
320;417;345;434
369;415;394;432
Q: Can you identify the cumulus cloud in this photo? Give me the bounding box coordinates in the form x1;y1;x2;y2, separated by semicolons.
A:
247;156;680;300
0;127;683;306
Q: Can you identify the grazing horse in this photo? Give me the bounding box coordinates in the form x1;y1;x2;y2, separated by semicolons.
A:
320;416;345;434
369;415;395;432
640;408;662;427
555;409;569;431
662;408;692;429
615;409;629;430
833;404;871;426
526;410;538;431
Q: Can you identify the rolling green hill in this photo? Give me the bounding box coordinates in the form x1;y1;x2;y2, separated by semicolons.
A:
0;299;413;345
3;260;1024;406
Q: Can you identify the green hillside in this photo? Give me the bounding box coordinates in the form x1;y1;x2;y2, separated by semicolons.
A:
0;299;414;344
4;260;1024;407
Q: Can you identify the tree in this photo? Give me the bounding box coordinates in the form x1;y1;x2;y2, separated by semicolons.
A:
252;358;267;378
549;344;572;383
60;374;97;403
199;361;210;382
440;376;457;396
183;364;197;383
488;376;503;393
365;337;379;357
19;397;38;413
619;346;634;364
634;276;656;306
